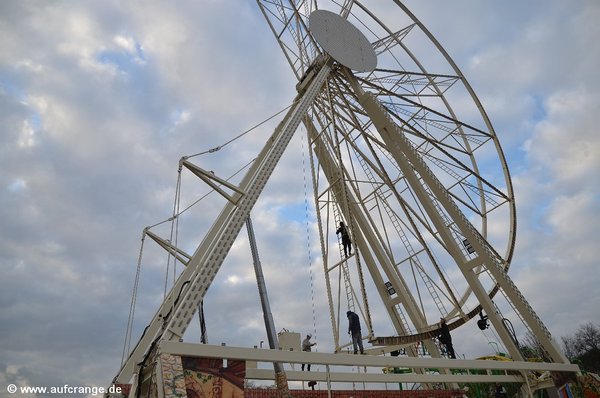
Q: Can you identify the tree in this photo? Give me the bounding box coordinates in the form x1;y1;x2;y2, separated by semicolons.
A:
562;323;600;373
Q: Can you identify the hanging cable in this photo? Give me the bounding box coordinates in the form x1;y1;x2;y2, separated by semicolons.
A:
170;162;183;290
144;157;256;234
141;106;293;233
164;166;183;298
185;104;293;159
301;128;318;357
121;230;147;366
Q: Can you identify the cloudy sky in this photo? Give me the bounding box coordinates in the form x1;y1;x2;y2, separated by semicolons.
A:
1;0;599;395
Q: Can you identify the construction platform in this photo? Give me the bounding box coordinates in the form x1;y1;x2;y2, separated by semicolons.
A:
111;342;580;398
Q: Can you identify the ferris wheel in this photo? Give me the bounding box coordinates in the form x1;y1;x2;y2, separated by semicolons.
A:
114;0;570;387
256;0;569;362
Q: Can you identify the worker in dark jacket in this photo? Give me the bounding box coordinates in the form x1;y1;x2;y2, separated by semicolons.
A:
336;221;352;257
439;318;456;358
347;310;364;354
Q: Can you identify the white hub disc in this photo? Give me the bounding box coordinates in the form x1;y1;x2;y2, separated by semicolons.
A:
309;9;377;72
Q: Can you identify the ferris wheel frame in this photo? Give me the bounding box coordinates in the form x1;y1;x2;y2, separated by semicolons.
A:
113;0;572;390
258;0;521;354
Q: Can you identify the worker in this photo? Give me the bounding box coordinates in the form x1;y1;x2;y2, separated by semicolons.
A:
301;334;316;371
336;221;352;257
347;310;364;354
439;318;456;359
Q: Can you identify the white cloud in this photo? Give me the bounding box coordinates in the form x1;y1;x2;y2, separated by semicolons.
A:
525;88;600;190
113;34;136;53
7;178;28;193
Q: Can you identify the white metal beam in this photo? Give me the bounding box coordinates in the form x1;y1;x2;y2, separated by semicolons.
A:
246;368;523;384
159;342;579;374
344;73;567;363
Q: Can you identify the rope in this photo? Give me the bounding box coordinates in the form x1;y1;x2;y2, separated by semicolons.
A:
306;116;339;351
184;104;293;159
301;128;318;359
121;231;146;366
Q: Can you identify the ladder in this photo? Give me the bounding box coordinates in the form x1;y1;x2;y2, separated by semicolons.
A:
354;148;447;328
332;201;355;313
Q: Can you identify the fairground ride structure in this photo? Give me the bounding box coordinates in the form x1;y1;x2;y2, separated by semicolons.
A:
111;2;579;397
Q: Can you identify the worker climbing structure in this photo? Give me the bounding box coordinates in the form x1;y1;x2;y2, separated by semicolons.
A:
112;1;581;397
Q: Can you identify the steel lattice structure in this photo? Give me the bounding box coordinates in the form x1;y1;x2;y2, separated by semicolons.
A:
113;1;575;394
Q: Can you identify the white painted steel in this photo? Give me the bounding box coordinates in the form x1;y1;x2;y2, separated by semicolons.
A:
246;368;523;384
348;76;567;363
309;10;377;72
255;3;569;372
160;342;579;375
115;63;332;385
114;1;578;393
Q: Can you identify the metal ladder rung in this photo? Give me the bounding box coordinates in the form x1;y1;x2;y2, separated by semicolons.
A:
326;253;356;273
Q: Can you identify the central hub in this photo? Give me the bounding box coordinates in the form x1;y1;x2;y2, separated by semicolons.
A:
309;9;377;73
